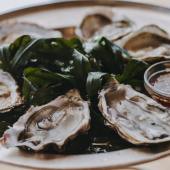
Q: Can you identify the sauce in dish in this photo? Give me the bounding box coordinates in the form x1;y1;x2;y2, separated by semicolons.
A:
150;71;170;94
144;61;170;107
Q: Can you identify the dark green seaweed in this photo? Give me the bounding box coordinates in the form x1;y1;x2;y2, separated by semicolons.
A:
0;36;148;153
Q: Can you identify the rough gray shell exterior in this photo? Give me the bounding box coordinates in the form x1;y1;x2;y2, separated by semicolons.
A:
3;89;90;152
98;80;170;145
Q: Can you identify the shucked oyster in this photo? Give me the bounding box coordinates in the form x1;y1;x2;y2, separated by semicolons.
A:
76;7;134;41
98;80;170;145
3;89;90;152
76;8;113;39
0;69;22;113
116;25;170;63
0;21;62;44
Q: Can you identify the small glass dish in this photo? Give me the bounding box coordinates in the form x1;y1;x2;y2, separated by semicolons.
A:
144;60;170;107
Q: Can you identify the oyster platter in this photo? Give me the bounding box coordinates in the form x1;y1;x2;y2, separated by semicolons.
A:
0;0;170;169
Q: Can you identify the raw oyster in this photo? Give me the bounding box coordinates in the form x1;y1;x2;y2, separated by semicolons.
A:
0;69;22;113
3;89;90;152
0;22;62;44
76;7;134;41
98;80;170;145
116;25;170;63
76;8;113;39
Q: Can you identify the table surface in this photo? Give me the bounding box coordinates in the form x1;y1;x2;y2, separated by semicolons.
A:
0;0;170;170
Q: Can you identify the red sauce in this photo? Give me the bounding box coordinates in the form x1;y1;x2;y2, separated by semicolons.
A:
150;72;170;93
149;71;170;107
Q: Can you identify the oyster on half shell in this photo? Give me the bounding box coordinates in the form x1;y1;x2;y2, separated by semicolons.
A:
0;69;22;113
76;8;113;39
98;80;170;145
116;25;170;63
76;7;134;41
3;89;90;152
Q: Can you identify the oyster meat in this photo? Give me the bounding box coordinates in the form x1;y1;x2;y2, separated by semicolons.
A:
0;69;22;113
76;8;113;39
3;89;90;152
116;24;170;63
0;22;62;44
98;80;170;145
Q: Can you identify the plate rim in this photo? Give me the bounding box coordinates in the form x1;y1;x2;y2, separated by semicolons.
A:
0;146;170;170
0;0;170;21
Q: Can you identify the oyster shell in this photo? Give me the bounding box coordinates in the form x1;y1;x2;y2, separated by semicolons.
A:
76;7;134;41
98;80;170;145
116;25;170;63
3;89;90;152
0;69;22;113
76;8;113;39
0;22;62;44
93;18;134;42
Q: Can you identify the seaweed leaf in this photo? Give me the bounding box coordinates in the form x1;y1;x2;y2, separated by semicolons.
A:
86;72;112;99
116;59;148;89
84;37;131;74
0;36;85;79
22;67;74;105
